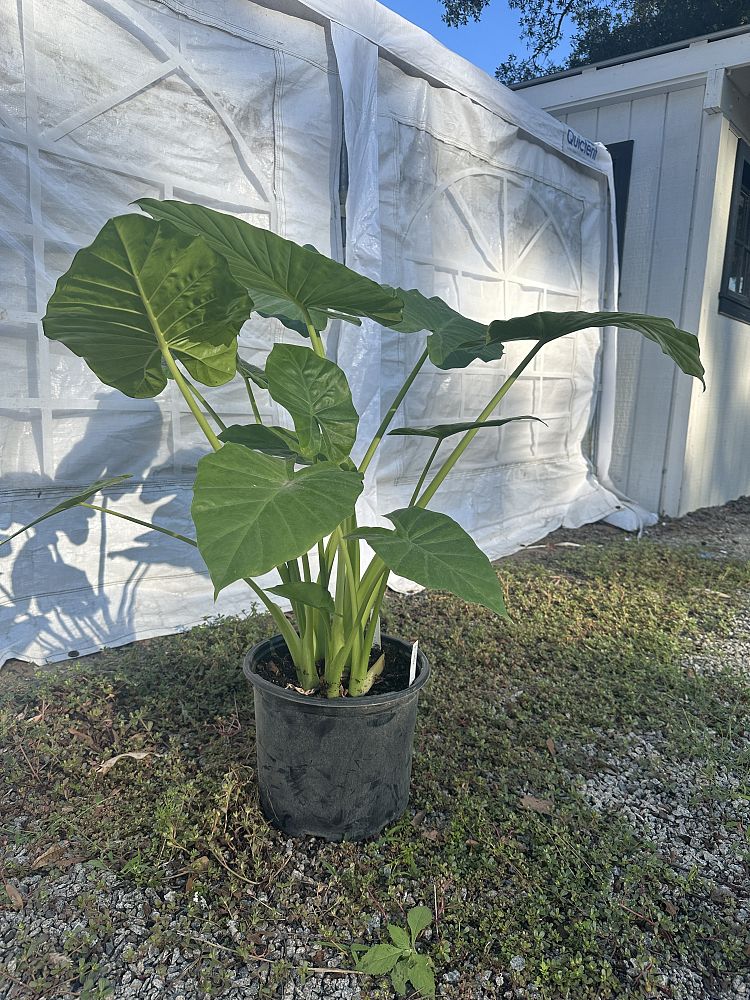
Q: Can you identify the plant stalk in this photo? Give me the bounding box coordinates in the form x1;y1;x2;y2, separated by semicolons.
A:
358;347;429;475
80;503;198;546
243;578;312;684
417;341;544;507
408;439;441;506
182;378;227;431
242;376;263;423
304;311;326;358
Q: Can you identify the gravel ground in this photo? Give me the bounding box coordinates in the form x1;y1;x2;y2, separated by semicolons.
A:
3;499;750;999
1;839;365;1000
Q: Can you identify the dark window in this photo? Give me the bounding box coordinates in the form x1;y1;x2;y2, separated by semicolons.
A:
605;140;634;271
720;140;750;325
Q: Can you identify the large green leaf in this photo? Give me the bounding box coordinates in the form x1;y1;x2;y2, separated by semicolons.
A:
487;311;705;385
137;199;403;333
387;287;502;370
267;581;337;614
388;416;544;440
350;508;507;617
42;214;251;398
0;476;131;547
265;344;359;463
218;423;306;463
192;443;363;592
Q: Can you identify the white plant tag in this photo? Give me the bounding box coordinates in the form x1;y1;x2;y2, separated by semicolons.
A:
409;640;419;686
374;615;381;648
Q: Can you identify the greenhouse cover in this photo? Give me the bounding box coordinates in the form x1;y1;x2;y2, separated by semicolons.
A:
0;0;623;663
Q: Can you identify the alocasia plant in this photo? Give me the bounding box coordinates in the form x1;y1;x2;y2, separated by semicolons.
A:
2;201;705;697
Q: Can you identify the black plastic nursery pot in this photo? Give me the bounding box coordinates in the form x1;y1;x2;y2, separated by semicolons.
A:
243;634;430;841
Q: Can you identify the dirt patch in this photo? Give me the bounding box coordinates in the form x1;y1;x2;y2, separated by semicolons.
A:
512;495;750;564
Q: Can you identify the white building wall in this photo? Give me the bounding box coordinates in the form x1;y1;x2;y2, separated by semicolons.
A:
542;86;707;513
680;118;750;514
521;34;750;517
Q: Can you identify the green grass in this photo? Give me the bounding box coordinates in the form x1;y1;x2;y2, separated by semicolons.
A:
2;539;750;998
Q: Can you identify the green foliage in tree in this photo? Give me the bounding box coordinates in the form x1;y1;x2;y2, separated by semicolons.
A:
438;0;750;84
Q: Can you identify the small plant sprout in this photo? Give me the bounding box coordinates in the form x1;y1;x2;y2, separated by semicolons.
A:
352;905;436;997
1;201;705;698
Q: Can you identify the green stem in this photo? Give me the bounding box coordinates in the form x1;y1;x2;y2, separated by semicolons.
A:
349;573;389;696
243;578;312;685
337;530;361;677
242;376;263;424
317;539;329;589
80;503;197;546
325;546;349;697
417;342;544;508
183;378;227;431
358;347;429;475
408;439;441;506
356;552;388;608
364;575;389;655
302;605;317;682
166;352;222;451
280;560;304;627
304;312;326;358
328;563;389;695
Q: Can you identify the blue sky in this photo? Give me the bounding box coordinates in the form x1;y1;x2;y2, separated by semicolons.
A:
378;1;573;78
378;0;524;77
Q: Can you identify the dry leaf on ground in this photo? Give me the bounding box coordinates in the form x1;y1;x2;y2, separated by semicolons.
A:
96;750;161;774
3;882;23;910
31;842;69;871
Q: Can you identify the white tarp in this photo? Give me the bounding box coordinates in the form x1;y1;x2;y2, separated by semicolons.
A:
0;0;621;664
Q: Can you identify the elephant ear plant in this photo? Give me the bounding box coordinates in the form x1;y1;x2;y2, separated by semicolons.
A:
2;200;704;838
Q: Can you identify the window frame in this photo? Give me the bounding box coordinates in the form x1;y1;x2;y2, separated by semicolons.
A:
719;138;750;325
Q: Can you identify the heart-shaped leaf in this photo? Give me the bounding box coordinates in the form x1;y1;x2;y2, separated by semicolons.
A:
267;581;336;614
137;199;403;333
265;344;359;463
192;443;363;592
387;287;501;370
350;509;507;617
487;311;704;385
388;416;544;440
43;214;251;398
0;476;131;547
218;424;306;463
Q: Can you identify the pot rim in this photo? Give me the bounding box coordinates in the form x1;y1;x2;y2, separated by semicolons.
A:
243;633;430;709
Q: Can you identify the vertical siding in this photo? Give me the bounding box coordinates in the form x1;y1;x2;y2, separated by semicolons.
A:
556;87;704;511
605;93;668;506
625;86;705;509
681;121;750;513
